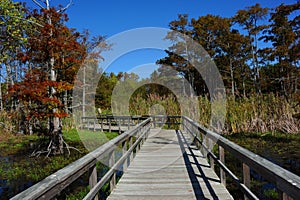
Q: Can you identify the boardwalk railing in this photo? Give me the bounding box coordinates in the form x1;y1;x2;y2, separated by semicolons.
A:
81;115;181;132
182;116;300;200
151;115;181;129
81;115;148;133
11;118;151;200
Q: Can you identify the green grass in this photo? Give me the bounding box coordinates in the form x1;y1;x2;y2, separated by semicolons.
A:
64;128;118;142
65;186;89;200
63;128;119;151
0;128;119;198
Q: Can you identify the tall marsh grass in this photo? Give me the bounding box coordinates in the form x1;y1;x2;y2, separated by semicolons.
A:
129;93;299;134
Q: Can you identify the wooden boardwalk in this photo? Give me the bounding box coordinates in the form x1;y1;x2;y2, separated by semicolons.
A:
107;129;233;200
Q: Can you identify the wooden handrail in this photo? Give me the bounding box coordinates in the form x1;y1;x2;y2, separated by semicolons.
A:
182;116;300;200
150;115;181;129
81;115;181;132
11;118;151;200
81;115;149;133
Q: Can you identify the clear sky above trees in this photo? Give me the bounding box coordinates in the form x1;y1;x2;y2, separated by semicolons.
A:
16;0;299;74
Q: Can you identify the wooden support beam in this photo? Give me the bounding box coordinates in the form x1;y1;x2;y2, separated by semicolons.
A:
109;151;116;190
243;163;250;200
122;140;127;172
89;165;98;200
219;146;226;187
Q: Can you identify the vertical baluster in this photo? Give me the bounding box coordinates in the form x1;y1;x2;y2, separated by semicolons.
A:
219;146;226;186
201;132;206;156
109;150;116;190
93;118;96;131
136;128;141;152
281;192;293;200
122;140;128;172
101;117;103;132
128;117;130;130
129;136;133;162
243;163;250;200
109;117;111;132
210;154;215;171
89;165;98;200
118;118;121;134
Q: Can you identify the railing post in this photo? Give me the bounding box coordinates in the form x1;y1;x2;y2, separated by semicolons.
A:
118;118;121;134
127;117;130;130
210;154;215;171
200;133;206;156
243;163;251;200
153;116;156;128
100;117;103;132
93;118;96;131
219;146;226;186
109;117;111;132
89;165;98;200
80;117;83;130
122;140;128;171
88;118;91;130
129;136;133;162
281;192;293;200
205;135;210;157
109;150;116;190
136;127;141;152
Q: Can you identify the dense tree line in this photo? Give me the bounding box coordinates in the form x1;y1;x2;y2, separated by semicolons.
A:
157;3;300;99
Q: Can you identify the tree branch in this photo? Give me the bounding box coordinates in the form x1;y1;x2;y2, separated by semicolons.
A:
57;0;73;13
0;15;43;27
32;0;45;9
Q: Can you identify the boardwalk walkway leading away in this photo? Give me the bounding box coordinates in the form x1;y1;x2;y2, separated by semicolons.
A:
107;129;233;200
11;116;300;200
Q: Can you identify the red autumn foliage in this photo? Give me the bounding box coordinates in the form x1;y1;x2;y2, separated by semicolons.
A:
9;69;70;121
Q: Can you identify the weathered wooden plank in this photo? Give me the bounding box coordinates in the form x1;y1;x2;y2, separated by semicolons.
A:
108;129;233;200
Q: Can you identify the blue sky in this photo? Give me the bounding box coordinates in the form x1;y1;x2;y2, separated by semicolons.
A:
19;0;298;77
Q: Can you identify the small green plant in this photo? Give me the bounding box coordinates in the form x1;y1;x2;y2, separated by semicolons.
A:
66;187;89;200
263;188;279;199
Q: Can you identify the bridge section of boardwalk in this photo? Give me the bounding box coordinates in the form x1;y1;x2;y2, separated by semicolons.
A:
11;116;300;200
107;128;233;200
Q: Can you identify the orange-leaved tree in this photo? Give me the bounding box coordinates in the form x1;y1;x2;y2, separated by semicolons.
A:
10;4;85;155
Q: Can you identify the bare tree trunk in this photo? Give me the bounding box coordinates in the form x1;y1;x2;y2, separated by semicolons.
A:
229;58;235;97
45;0;63;154
242;77;246;98
0;74;3;110
82;65;86;117
64;90;68;114
6;62;15;109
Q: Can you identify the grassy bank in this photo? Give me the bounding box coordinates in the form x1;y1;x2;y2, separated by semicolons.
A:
0;129;118;199
222;132;300;199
